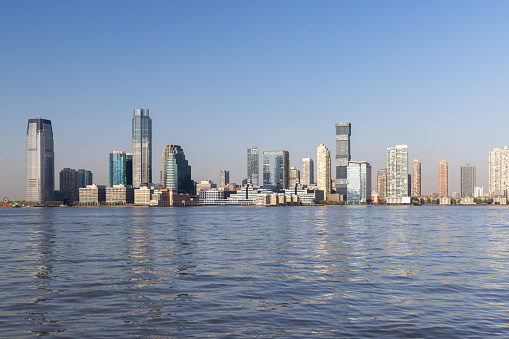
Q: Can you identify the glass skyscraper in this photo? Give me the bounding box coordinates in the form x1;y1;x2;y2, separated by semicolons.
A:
25;118;54;203
347;161;372;204
335;122;351;197
132;108;152;188
126;153;133;186
262;150;290;191
109;151;127;187
76;169;93;189
162;145;194;194
247;147;259;186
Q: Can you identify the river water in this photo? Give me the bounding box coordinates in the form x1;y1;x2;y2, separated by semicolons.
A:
1;206;508;337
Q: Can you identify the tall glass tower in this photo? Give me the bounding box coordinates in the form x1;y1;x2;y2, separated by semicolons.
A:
247;147;259;186
262;150;290;191
109;151;127;187
132;108;152;188
335;122;351;198
162;145;193;194
25;118;54;203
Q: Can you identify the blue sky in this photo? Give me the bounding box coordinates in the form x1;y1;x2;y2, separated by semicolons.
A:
2;1;509;200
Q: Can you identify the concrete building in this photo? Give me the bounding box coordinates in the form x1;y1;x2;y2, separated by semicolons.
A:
347;161;372;204
25;118;54;203
489;147;509;197
247;146;260;186
106;185;134;204
411;159;421;197
438;158;448;197
474;186;484;198
109;151;127;187
79;184;106;204
220;170;230;186
199;189;234;205
134;186;153;205
284;186;324;205
301;158;314;186
289;166;300;188
132;108;152;188
317;144;331;195
262;150;290;191
461;163;476;198
335;122;351;197
386;145;410;204
195;180;217;194
377;169;387;200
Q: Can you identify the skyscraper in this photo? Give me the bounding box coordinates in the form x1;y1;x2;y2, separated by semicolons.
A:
76;169;93;189
347;161;372;204
125;153;133;186
25;118;54;203
162;145;194;194
411;159;421;197
317;144;331;195
220;170;230;186
386;145;409;202
247;147;259;186
461;163;476;198
132;108;152;188
60;168;77;204
489;147;509;197
109;151;126;187
438;158;448;197
335;122;351;197
301;158;314;186
289;167;300;187
262;150;289;191
377;169;387;200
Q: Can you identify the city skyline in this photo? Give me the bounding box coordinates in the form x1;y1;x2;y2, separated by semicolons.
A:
3;2;509;199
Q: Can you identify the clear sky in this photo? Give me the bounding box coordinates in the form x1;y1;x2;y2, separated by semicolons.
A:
2;0;509;200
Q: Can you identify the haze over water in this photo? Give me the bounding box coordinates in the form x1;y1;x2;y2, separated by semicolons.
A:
1;206;509;337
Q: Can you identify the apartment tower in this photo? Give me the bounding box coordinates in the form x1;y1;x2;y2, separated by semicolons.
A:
377;169;387;200
461;163;476;198
247;147;260;186
411;159;421;197
489;147;509;197
335;122;351;197
317;144;331;195
262;150;290;191
438;158;448;197
132;108;152;188
386;145;409;202
301;158;314;186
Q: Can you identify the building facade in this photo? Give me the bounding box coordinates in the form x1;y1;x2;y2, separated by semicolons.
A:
109;151;126;187
132;108;152;188
25;118;54;203
438;158;448;197
411;159;421;197
60;168;77;204
347;161;372;204
461;163;476;198
317;144;331;195
335;122;351;197
106;185;134;204
301;158;314;186
162;145;194;194
289;167;300;188
79;184;106;204
262;150;290;191
220;170;230;186
247;147;260;186
386;145;409;203
489;147;509;197
377;169;387;200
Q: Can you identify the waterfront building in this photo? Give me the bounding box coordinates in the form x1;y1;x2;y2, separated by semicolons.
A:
489;147;509;197
335;122;351;197
220;170;230;186
301;158;314;186
317;144;331;195
247;147;260;186
227;185;265;205
79;184;106;204
134;186;153;205
461;163;476;198
106;185;134;204
125;153;133;186
439;197;451;205
262;150;290;191
386;145;410;204
284;185;324;205
371;191;380;204
76;169;93;189
195;180;217;194
60;168;77;204
25;118;54;203
109;151;126;187
438;158;448;197
162;145;194;194
411;159;421;197
377;169;387;200
199;189;235;205
460;196;475;205
289;167;300;188
347;161;372;204
474;186;484;198
132;108;152;188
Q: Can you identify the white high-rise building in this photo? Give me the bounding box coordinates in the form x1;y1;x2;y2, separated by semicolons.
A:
317;144;331;195
25;118;54;203
301;158;314;186
386;145;409;204
489;147;509;197
474;187;484;198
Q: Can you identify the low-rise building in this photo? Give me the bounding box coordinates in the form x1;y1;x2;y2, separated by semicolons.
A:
199;189;234;205
460;196;475;205
439;197;451;205
79;184;106;204
134;187;153;205
106;185;134;204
